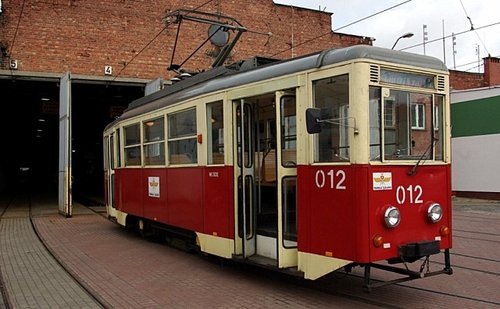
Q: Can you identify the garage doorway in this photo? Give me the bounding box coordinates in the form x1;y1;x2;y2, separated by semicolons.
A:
0;76;145;213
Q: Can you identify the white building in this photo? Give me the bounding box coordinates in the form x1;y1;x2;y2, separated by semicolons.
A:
451;86;500;199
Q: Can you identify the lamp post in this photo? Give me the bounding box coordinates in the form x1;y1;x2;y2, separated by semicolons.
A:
391;32;414;49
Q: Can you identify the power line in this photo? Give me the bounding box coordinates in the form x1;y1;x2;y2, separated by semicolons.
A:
271;1;413;57
399;21;500;51
334;0;412;32
8;0;26;58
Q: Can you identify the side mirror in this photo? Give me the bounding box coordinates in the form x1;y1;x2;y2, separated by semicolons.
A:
306;108;322;134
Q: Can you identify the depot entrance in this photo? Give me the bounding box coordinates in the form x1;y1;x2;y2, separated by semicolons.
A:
0;77;145;211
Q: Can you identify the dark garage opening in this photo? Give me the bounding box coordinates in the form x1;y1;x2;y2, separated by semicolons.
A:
0;78;144;205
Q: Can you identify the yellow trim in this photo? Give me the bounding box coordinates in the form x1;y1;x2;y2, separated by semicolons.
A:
115;209;128;226
196;232;234;259
298;251;352;280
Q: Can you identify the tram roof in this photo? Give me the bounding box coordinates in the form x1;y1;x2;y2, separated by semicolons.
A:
112;45;447;126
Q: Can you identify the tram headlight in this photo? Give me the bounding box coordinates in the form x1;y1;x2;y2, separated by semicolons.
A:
384;206;401;228
427;203;443;223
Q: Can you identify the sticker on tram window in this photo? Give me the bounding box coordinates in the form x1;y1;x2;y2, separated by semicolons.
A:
372;172;392;191
148;176;160;198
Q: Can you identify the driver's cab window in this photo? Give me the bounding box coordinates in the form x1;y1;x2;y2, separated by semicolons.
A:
312;74;350;162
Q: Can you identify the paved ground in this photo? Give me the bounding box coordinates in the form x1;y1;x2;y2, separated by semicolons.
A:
0;195;499;308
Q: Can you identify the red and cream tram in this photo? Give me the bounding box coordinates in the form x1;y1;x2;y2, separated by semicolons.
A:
103;45;452;289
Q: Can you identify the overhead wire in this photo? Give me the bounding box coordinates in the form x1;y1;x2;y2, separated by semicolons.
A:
458;0;490;55
399;21;500;51
112;0;217;81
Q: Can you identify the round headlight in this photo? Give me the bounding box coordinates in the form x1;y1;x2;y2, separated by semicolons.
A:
427;203;443;223
384;206;401;228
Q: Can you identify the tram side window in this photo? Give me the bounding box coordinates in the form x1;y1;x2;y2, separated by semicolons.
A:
116;128;121;167
207;101;224;165
168;109;197;164
312;74;350;162
124;124;141;166
143;117;165;166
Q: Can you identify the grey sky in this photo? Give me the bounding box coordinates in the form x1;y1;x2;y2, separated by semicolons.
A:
274;0;500;72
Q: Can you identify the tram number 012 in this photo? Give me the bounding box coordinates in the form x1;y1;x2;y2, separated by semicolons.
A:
396;185;423;205
315;169;346;190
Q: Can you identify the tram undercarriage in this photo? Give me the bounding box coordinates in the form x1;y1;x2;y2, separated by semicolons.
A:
355;249;453;291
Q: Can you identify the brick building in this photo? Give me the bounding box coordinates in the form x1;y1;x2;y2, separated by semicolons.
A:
450;56;500;90
0;0;371;206
0;0;371;78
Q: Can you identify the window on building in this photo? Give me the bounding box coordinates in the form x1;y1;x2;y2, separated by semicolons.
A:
168;108;197;164
411;103;425;129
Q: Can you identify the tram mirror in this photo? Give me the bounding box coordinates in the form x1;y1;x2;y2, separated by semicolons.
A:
306;108;322;134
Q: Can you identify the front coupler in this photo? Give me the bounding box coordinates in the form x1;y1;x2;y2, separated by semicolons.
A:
362;249;453;292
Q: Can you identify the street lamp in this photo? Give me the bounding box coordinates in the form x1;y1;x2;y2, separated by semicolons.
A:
391;32;414;49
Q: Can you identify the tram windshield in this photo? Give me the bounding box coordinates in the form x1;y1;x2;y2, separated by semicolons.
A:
369;87;444;161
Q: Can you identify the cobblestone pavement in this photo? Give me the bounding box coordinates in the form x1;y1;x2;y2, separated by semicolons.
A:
0;196;101;308
1;196;499;308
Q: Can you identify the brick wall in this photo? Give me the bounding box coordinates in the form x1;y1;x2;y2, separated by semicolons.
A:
449;70;484;90
0;0;370;80
449;56;500;90
484;56;500;87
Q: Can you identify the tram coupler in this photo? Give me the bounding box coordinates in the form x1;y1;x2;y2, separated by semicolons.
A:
362;249;453;292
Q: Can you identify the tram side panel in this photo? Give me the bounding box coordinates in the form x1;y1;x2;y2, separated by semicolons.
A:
115;166;235;241
297;165;360;261
202;166;234;239
116;168;144;218
141;168;168;223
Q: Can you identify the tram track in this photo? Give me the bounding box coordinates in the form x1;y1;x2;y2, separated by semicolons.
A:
341;271;500;307
454;228;500;237
0;198;13;309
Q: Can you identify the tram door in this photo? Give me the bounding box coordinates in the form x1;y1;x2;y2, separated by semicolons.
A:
104;131;118;218
275;91;298;268
233;91;297;268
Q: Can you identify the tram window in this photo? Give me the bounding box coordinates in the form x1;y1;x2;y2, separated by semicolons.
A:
382;90;434;160
124;124;141;166
369;87;382;160
282;177;297;246
207;101;224;165
143;117;165;166
280;96;296;167
434;95;444;160
168;109;197;164
116;128;121;167
312;74;350;162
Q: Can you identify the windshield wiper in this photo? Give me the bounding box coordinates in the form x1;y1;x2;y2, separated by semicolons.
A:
407;137;437;176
